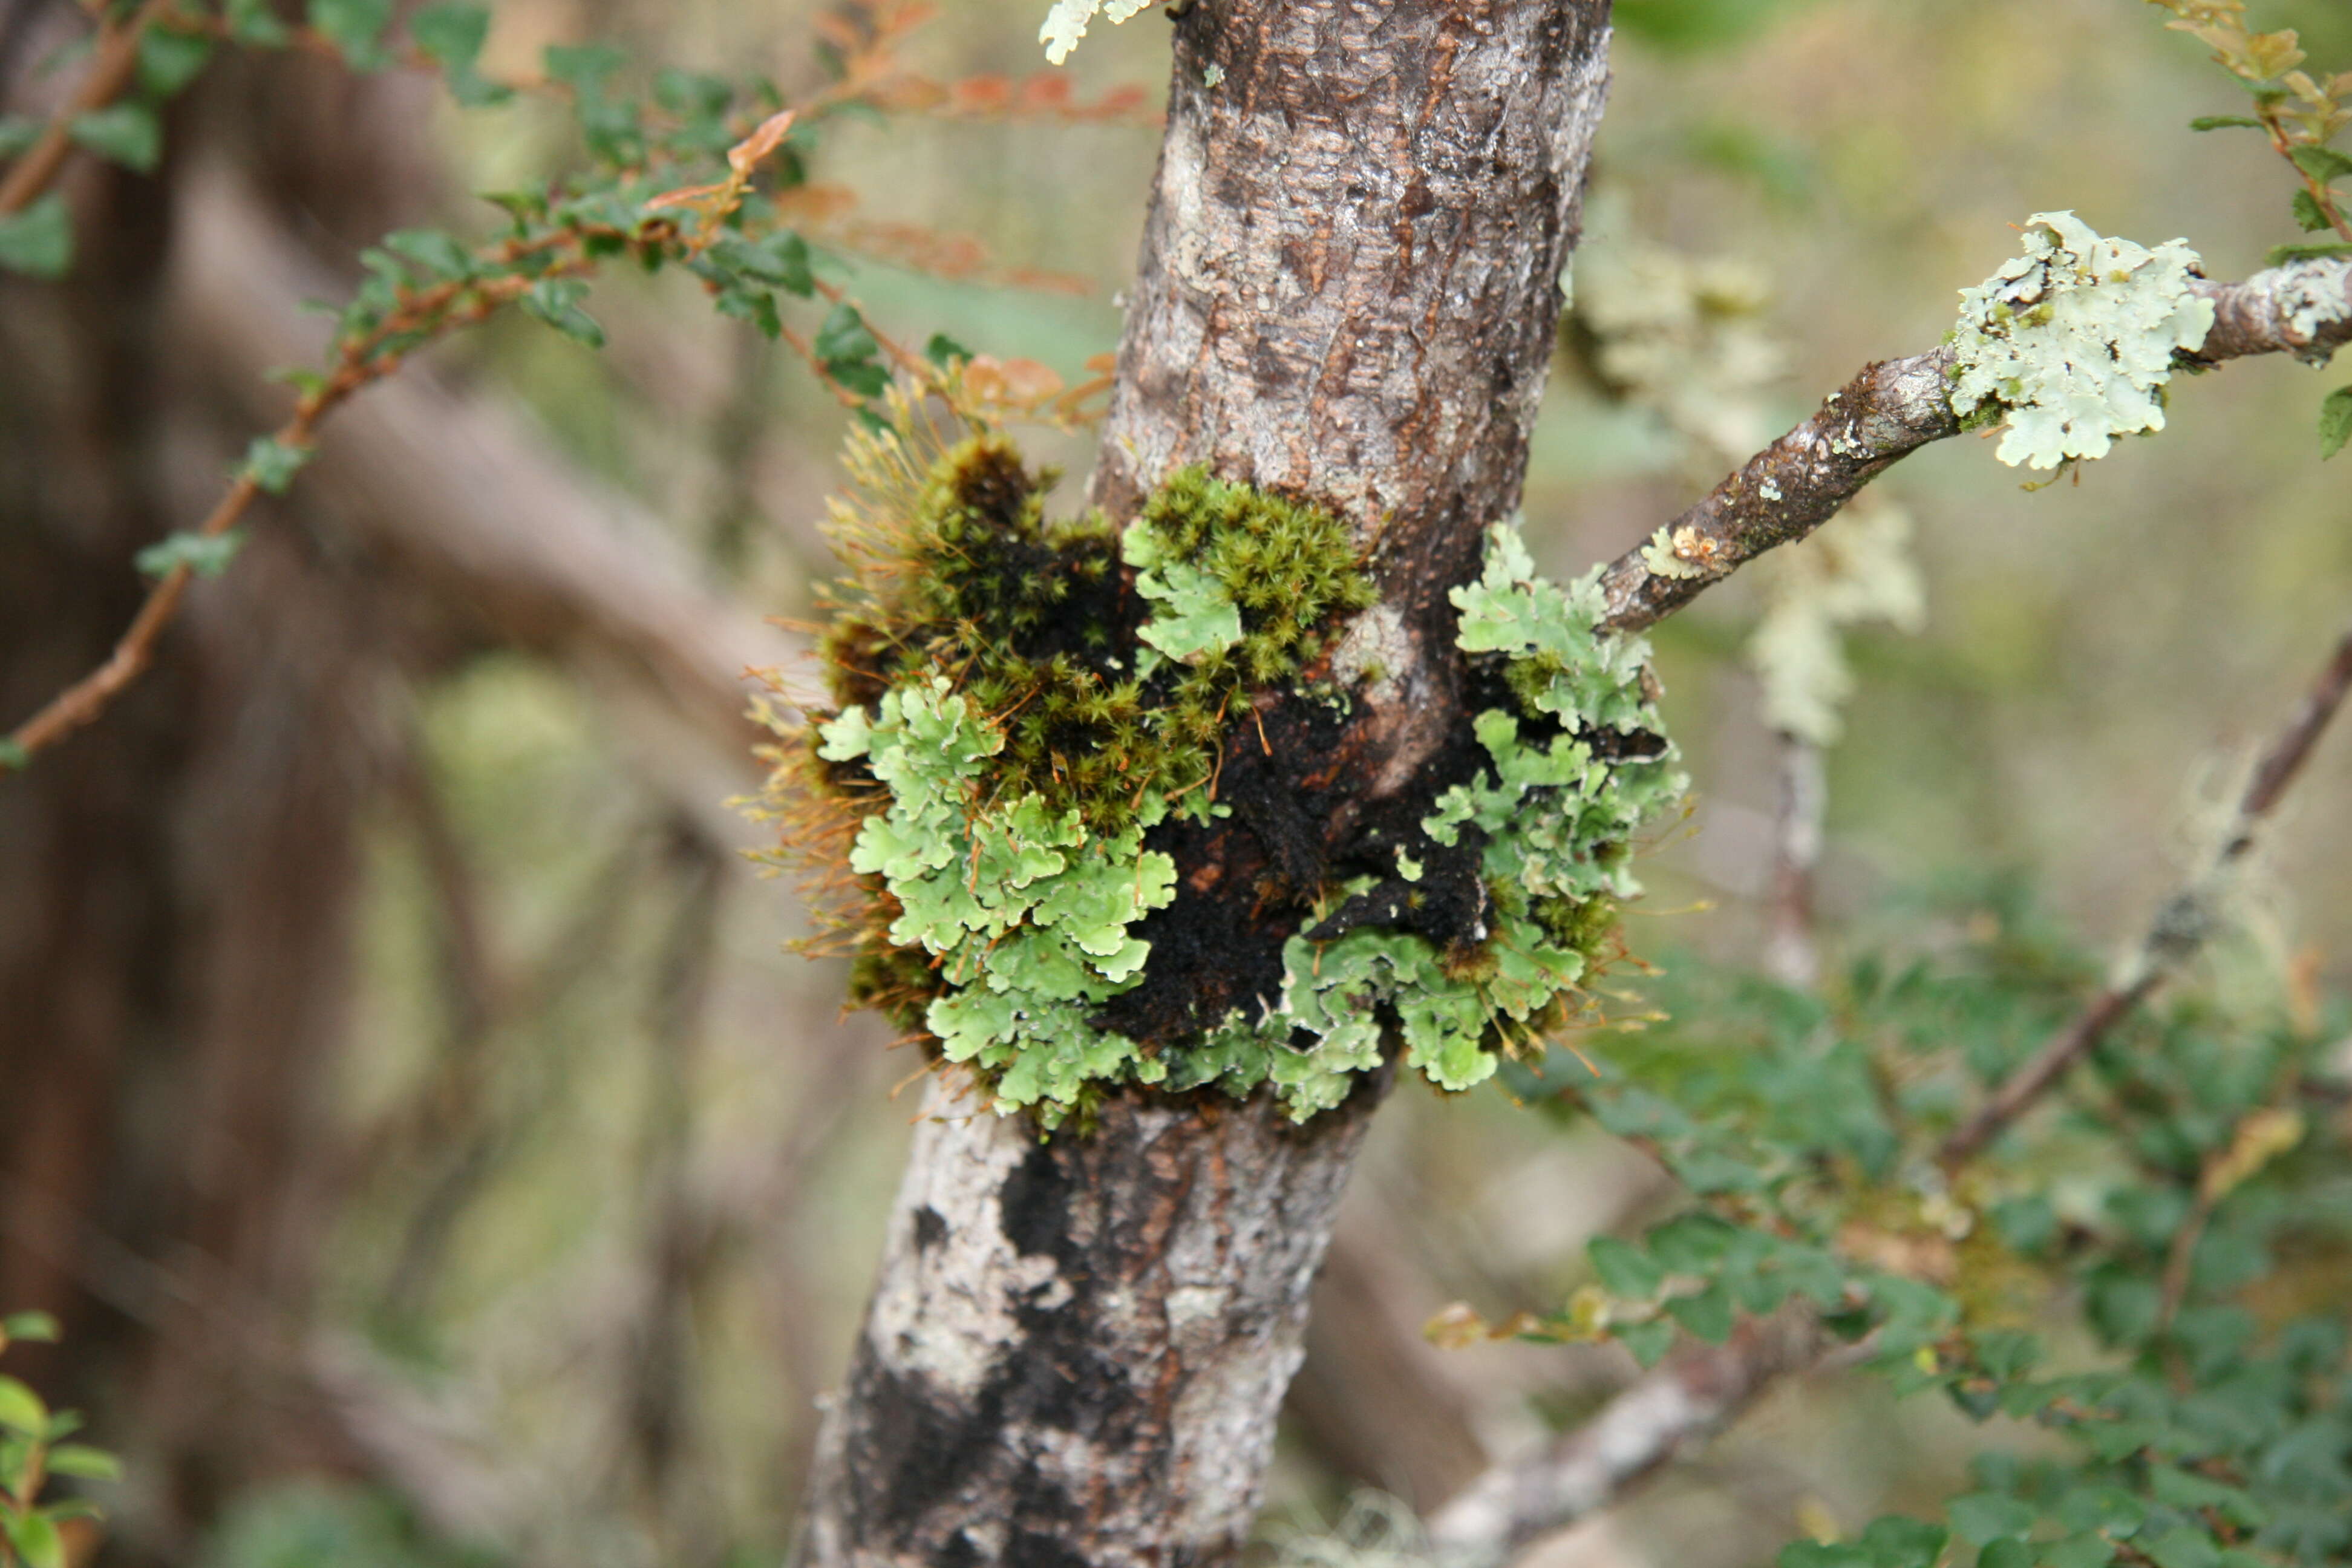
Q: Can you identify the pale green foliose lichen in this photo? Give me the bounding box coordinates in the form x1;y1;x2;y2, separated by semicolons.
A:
818;675;1180;1116
1125;522;1243;668
1037;0;1150;64
1949;211;2215;470
1155;521;1686;1115
1638;525;1707;581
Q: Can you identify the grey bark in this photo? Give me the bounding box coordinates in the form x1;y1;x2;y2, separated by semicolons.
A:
791;1;1615;1563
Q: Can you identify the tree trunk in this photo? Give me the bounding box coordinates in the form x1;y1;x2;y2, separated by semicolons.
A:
791;2;1613;1561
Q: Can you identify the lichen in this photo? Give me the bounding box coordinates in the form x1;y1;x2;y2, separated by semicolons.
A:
765;414;1682;1126
1036;0;1150;64
2273;256;2351;362
1949;211;2216;470
1638;524;1707;581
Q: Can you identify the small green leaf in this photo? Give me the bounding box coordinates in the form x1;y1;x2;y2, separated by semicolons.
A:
1860;1517;1949;1568
1645;1212;1736;1273
1613;1318;1675;1368
0;740;28;773
240;436;313;495
2292;189;2334;233
1663;1284;1734;1344
522;278;606;348
924;332;973;368
5;1508;65;1568
814;302;877;364
1979;1542;2033;1568
68;101;161;174
2143;1530;2221;1568
1949;1494;2038;1546
382;227;473;279
2321;386;2352;460
2188;115;2264;131
2264;240;2352;266
137;27;214;96
310;0;395;67
0;115;39;158
0;1376;48;1436
411;3;509;107
1;1313;59;1345
825;358;891;399
224;0;290;45
1588;1236;1664;1299
2039;1535;2116;1568
135;529;246;580
410;1;488;70
44;1443;121;1481
2289;145;2352;185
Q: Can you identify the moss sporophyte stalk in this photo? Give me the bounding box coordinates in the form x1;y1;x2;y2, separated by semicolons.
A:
759;412;1686;1126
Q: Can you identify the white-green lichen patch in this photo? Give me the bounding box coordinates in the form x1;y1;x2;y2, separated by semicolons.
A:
818;678;1180;1111
1949;211;2216;471
1159;523;1687;1116
1037;0;1149;64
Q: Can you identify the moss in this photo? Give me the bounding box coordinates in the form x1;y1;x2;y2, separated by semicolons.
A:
766;416;1681;1125
818;438;1371;841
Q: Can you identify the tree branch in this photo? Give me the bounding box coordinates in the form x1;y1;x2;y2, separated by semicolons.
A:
1594;258;2352;636
1939;616;2352;1168
0;0;171;218
1426;1310;1826;1567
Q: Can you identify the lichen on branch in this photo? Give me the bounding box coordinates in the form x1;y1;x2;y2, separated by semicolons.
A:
1949;211;2216;470
759;410;1682;1126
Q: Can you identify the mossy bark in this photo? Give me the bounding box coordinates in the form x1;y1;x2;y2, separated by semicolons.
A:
790;1;1615;1561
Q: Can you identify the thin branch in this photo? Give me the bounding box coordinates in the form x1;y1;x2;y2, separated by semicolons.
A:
1939;618;2352;1168
1594;258;2352;636
0;0;170;217
0;247;577;771
0;102;838;777
1425;1310;1826;1567
1763;730;1826;990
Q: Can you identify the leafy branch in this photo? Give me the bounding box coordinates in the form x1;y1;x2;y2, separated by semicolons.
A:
0;54;872;774
0;1313;119;1568
1425;616;2352;1567
2156;1;2352;249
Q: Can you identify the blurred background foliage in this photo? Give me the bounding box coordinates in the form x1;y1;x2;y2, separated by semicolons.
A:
3;0;2350;1564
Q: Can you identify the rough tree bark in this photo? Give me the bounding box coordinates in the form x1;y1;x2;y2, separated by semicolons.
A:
790;2;1614;1562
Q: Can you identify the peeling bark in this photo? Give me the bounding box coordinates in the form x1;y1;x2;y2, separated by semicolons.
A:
793;0;1615;1561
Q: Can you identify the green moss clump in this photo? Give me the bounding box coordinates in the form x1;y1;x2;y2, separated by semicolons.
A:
818;437;1372;840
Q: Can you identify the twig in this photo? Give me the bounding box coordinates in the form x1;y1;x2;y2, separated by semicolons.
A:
1938;619;2352;1168
1763;730;1826;990
1593;259;2352;636
1425;1310;1826;1567
0;106;830;777
0;0;171;217
0;247;577;773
